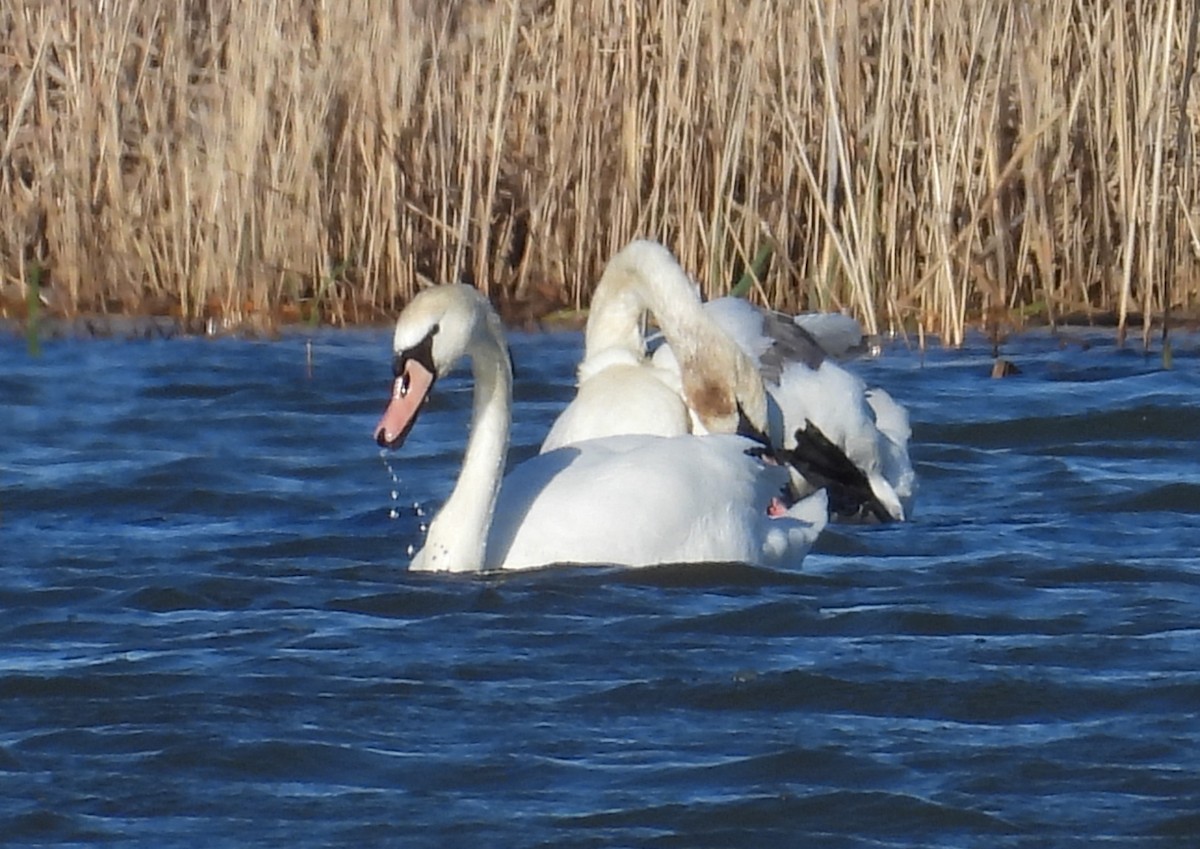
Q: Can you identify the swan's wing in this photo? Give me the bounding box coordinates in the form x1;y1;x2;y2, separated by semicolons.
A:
756;311;829;381
770;358;908;522
703;298;830;383
791;312;864;359
704;297;870;376
866;387;917;512
786;419;903;523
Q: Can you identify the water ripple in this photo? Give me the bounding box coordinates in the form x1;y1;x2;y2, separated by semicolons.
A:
2;327;1198;846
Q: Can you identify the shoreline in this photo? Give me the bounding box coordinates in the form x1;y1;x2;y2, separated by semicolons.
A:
5;307;1197;350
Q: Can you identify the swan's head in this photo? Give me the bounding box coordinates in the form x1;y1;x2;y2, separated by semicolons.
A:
375;284;500;449
676;338;775;448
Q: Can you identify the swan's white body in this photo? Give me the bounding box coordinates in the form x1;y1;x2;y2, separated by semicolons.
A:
542;240;915;522
375;284;826;573
540;354;691;451
480;433;827;572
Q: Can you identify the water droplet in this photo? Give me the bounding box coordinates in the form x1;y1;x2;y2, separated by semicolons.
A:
379;456;406;519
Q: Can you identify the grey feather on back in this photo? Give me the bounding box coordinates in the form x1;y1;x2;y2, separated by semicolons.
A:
757;310;827;382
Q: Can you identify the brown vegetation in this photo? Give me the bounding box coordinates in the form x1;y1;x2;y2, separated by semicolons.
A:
2;0;1198;345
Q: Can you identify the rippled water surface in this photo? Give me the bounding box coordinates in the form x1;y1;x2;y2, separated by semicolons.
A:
3;324;1199;848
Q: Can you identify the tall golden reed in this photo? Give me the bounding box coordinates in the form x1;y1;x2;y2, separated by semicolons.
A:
1;0;1197;344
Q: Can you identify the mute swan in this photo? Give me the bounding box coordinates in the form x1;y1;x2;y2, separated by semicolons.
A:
542;239;914;523
374;284;827;573
541;240;776;452
674;297;916;523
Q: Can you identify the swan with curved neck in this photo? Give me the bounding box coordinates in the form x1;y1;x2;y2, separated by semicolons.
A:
541;240;777;452
375;284;826;572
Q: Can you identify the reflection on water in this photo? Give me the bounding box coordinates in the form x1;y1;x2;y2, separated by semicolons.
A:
2;326;1199;847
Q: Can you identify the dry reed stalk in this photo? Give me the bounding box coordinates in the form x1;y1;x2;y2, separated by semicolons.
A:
2;0;1199;343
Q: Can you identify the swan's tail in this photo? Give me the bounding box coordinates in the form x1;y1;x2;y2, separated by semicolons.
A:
783;420;902;523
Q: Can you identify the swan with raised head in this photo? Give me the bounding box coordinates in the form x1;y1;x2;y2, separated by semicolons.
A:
541;239;915;523
374;284;826;573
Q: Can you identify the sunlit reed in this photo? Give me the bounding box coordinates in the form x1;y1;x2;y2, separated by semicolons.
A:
1;0;1197;345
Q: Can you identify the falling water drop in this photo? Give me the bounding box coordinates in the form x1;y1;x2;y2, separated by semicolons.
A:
379;453;404;521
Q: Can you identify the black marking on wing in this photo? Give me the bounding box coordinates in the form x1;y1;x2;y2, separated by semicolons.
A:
782;420;894;523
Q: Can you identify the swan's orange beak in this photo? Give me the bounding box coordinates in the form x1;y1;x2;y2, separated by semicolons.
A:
375;358;436;449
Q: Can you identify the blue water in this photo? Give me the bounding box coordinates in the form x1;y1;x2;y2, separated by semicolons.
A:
3;325;1199;848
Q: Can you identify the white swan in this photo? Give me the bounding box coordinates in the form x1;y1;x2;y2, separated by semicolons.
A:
541;239;914;523
541;240;775;452
374;284;827;573
672;296;916;522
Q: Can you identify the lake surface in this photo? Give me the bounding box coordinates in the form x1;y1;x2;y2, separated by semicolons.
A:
2;323;1199;847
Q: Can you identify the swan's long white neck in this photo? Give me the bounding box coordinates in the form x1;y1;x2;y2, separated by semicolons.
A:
584;241;709;364
416;322;511;573
583;240;769;436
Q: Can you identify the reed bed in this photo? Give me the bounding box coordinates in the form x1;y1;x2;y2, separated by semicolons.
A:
2;0;1198;345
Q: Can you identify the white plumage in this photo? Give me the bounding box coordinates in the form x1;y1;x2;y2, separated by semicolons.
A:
375;283;826;572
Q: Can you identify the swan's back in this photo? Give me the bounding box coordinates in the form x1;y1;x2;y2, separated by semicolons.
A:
541;358;690;452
